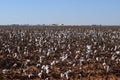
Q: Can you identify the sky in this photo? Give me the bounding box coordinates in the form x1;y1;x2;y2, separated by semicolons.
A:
0;0;120;25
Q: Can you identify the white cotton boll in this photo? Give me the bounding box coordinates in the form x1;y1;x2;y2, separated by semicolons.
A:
68;61;72;65
22;69;26;73
24;50;29;55
68;44;71;49
79;67;82;70
28;74;34;78
39;56;44;63
23;51;26;55
94;50;97;53
64;54;68;60
9;34;12;38
78;73;82;79
29;39;32;42
36;63;41;67
116;59;120;63
116;51;120;54
111;55;115;60
41;65;45;69
26;59;30;63
24;59;30;65
62;71;71;79
103;62;106;69
79;73;82;77
87;58;91;61
39;48;42;53
106;65;109;72
42;65;49;73
17;46;20;52
46;69;49;74
103;45;105;50
2;69;9;74
80;57;84;62
60;54;68;61
13;53;17;58
44;40;47;43
13;63;17;67
38;72;42;78
64;72;69;79
114;46;117;51
47;51;50;56
116;58;119;63
61;73;64;78
86;50;91;53
87;45;91;50
55;60;59;63
76;51;80;54
55;47;57;51
8;48;11;53
103;62;106;66
75;54;78;59
51;61;55;66
67;70;72;73
21;38;23;41
66;74;69;79
72;63;75;67
35;38;38;42
45;65;49;70
96;57;99;61
45;78;49;80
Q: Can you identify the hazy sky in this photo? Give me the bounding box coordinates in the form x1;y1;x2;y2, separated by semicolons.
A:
0;0;120;25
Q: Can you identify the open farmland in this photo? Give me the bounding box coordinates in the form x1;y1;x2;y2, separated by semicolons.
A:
0;25;120;80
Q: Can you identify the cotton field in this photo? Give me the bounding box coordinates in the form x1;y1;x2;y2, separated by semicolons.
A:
0;25;120;80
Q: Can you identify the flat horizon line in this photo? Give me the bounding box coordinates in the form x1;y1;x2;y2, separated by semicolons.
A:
0;24;120;26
